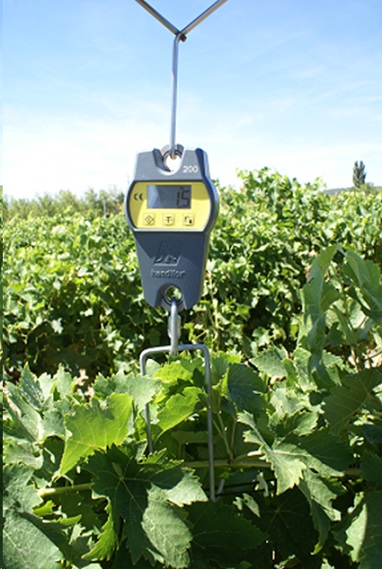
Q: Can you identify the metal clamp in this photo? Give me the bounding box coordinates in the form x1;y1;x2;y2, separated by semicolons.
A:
135;0;228;158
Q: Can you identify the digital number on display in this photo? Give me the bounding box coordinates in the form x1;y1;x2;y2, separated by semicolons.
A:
147;185;191;209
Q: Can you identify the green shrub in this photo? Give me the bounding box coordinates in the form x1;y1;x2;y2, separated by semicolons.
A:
3;169;382;380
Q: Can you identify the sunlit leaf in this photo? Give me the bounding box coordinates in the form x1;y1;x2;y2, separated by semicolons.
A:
335;491;382;568
156;386;202;435
323;368;382;434
60;392;133;475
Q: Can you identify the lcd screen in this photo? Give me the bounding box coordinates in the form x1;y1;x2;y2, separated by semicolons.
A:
147;184;191;209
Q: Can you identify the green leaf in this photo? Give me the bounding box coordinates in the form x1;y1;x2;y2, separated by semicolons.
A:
189;501;266;568
224;363;265;415
3;463;40;512
60;392;133;475
251;346;289;378
3;436;43;469
3;512;63;569
93;371;160;412
299;469;342;549
163;469;207;506
156;386;202;435
4;382;44;442
362;452;382;488
299;428;352;476
268;386;319;436
142;485;192;568
239;411;306;494
302;245;338;325
86;445;206;567
83;503;118;562
336;491;382;568
211;352;242;383
18;363;46;411
124;374;160;412
363;424;382;454
154;358;200;385
53;367;75;398
323;368;382;434
345;251;382;324
3;464;63;569
257;489;321;568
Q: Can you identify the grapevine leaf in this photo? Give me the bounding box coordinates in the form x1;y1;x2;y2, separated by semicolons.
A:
123;374;160;412
345;251;382;323
335;491;382;568
323;368;382;434
3;436;43;469
163;469;207;506
86;446;205;567
18;363;46;411
83;503;118;562
257;489;321;569
361;452;382;488
3;464;63;569
268;386;319;437
154;358;201;385
299;469;342;549
239;412;306;494
363;424;382;454
189;501;266;568
299;428;352;475
156;386;202;435
224;363;265;415
301;245;338;329
4;381;44;442
93;371;160;412
142;485;192;568
3;463;40;511
251;346;289;378
3;512;64;569
211;352;242;383
60;392;133;475
53;367;76;398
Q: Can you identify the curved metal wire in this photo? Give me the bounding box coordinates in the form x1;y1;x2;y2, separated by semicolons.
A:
140;341;216;501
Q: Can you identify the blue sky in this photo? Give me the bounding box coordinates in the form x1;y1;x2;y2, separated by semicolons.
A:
4;0;382;198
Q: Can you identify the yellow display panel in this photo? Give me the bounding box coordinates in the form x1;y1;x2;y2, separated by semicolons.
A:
129;181;211;230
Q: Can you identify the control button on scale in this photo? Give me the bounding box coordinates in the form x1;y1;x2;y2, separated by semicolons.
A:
144;213;155;226
183;214;195;226
163;214;175;226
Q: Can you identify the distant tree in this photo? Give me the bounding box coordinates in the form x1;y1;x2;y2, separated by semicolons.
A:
353;160;366;188
3;187;124;221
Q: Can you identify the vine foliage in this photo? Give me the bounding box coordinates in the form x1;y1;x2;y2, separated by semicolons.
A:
3;246;382;568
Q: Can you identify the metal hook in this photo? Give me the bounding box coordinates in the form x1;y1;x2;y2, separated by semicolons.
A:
168;297;181;355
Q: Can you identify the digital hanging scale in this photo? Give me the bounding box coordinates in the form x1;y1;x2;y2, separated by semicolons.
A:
125;146;219;311
125;0;228;502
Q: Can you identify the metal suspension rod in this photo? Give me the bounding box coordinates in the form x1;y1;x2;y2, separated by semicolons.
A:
135;0;228;157
180;0;228;36
170;33;182;158
134;0;179;35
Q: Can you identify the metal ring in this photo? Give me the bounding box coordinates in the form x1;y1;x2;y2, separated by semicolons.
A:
161;144;184;162
161;285;185;312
